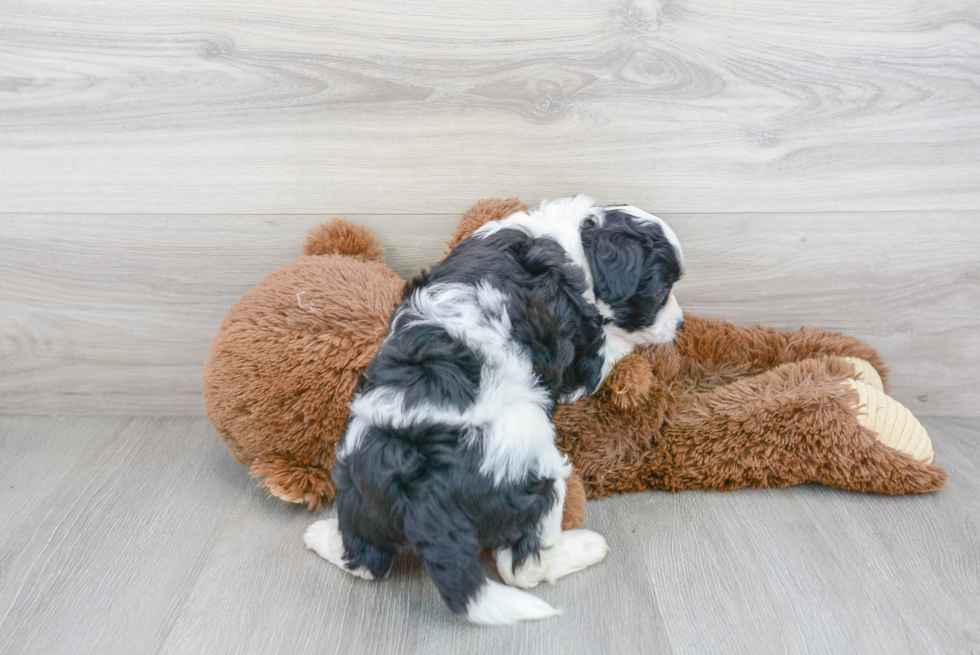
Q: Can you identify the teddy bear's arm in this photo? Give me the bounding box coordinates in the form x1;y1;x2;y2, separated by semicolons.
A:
445;198;530;253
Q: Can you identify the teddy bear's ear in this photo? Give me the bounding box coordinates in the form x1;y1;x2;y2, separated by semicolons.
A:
303;218;385;260
445;197;529;254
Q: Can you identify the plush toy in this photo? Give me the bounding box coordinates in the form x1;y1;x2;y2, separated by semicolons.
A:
204;199;946;528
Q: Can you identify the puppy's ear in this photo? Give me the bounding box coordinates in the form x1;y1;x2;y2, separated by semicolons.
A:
582;223;644;304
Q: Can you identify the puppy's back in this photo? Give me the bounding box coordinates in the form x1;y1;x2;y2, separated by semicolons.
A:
331;226;597;621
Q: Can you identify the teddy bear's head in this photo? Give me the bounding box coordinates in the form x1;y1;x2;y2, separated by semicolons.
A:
203;219;405;509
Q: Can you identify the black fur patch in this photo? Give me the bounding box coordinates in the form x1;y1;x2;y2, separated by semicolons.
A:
582;209;682;332
361;324;483;412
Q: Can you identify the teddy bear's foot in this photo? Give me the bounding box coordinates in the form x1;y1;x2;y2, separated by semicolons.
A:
303;519;378;580
496;529;609;589
842;357;884;392
268;486;319;507
250;454;334;511
847;379;934;463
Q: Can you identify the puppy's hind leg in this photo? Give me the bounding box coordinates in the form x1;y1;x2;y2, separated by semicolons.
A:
496;477;609;589
304;518;396;581
404;504;558;625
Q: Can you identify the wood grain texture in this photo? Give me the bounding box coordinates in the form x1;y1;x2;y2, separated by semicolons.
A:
0;416;977;654
627;415;980;655
1;0;978;214
0;417;251;654
2;212;977;415
157;487;671;655
0;416;131;624
0;214;457;414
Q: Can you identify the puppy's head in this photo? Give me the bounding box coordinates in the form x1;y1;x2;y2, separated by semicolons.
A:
581;204;684;345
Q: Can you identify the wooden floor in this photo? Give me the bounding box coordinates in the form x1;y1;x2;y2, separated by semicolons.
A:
1;416;978;655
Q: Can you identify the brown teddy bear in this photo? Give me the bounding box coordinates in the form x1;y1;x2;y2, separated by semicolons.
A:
203;198;946;529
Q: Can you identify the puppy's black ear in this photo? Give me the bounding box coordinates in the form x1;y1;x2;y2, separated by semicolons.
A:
582;222;645;304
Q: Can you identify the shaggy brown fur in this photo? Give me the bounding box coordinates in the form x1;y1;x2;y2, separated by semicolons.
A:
204;199;946;524
203;244;405;509
303;217;385;260
555;328;946;497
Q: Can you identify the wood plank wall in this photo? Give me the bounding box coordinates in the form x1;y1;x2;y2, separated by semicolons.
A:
1;0;978;415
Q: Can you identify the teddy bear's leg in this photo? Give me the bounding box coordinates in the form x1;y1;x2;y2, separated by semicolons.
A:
663;356;946;494
250;452;334;510
560;471;587;530
495;477;609;589
673;316;889;392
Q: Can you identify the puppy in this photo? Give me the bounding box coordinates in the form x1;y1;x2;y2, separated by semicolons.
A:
305;195;684;624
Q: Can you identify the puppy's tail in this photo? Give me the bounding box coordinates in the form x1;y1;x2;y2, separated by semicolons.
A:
464;579;560;626
404;505;558;625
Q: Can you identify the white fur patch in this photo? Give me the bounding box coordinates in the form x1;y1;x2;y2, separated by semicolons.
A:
495;477;608;589
600;326;639;385
497;530;610;589
465;579;559;625
559;388;588;404
303;519;375;580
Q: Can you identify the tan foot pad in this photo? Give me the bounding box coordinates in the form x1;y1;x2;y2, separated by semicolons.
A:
842;357;884;392
261;476;316;505
265;488;312;505
847;379;934;463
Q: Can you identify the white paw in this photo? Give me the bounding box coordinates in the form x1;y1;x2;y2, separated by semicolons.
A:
496;548;545;589
496;529;610;589
303;519;374;580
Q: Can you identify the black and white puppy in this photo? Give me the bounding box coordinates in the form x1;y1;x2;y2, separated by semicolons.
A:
305;195;683;625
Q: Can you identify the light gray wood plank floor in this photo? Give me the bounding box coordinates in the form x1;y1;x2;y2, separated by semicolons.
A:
1;416;977;654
